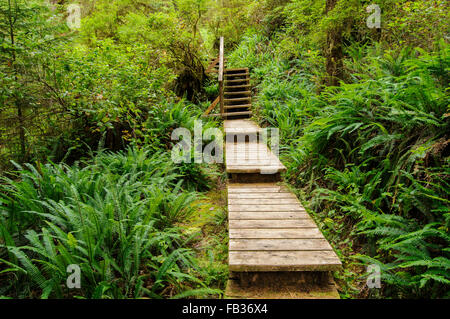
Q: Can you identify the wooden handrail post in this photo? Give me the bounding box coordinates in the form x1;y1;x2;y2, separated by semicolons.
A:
219;37;224;115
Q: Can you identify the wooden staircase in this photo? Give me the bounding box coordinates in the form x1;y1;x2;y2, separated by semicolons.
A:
203;37;253;119
204;38;342;298
223;68;252;119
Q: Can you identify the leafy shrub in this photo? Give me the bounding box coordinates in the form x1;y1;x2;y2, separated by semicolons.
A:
230;29;450;298
0;147;220;298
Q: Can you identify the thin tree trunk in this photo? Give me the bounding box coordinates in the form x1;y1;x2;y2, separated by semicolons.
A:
8;0;26;160
324;0;343;86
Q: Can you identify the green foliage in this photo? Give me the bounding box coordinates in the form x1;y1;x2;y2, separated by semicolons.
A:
230;25;449;297
0;147;220;298
1;0;448;300
0;0;71;169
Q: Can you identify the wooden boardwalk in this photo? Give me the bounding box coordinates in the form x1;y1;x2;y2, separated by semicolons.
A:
206;41;342;298
227;184;341;272
223;77;341;299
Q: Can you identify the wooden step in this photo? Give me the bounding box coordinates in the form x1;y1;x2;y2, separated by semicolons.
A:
229;251;341;271
224;104;251;110
230;239;333;251
225;72;249;77
228;219;317;229
227;183;341;272
225;84;251;90
225;75;249;79
224;119;260;130
224;119;261;141
225;68;249;73
228;211;310;220
224;91;251;96
229;228;324;239
224;97;251;103
225;78;249;83
223;111;252;118
225;142;286;174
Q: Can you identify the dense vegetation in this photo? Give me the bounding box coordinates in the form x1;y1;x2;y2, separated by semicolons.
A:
1;0;449;299
226;0;449;298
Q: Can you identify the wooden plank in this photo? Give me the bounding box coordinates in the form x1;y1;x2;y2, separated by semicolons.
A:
228;198;300;205
218;37;224;82
228;204;305;212
219;37;224;114
222;111;252;117
228;193;297;199
224;104;253;110
226;151;279;158
227;186;288;193
224;91;251;96
228;211;311;220
225;68;249;73
226;153;276;158
229;219;316;229
226;150;276;156
226;146;268;149
226;146;274;150
227;166;286;174
228;182;287;189
227;161;282;166
205;56;219;74
227;160;284;165
226;149;277;155
229;251;342;271
224;119;258;128
202;95;220;116
226;151;282;159
229;239;333;251
229;228;323;239
226;153;277;158
226;156;278;161
224;73;249;78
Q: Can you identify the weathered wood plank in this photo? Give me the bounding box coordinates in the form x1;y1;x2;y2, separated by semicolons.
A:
228;193;297;199
228;198;300;205
228;204;306;212
227;166;286;174
227;160;283;165
228;211;311;220
224;119;259;128
228;219;316;229
229;228;323;239
202;95;220;116
226;152;276;157
229;251;342;271
229;239;333;251
227;187;289;193
228;183;285;187
205;56;220;74
219;37;224;114
226;157;280;163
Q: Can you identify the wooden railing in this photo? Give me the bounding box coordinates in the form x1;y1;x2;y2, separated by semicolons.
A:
218;36;224;115
203;37;224;117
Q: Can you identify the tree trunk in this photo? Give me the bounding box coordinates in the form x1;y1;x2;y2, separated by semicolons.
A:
8;0;27;160
324;0;343;86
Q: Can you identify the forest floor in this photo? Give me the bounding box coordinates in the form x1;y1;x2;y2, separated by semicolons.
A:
183;168;229;297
